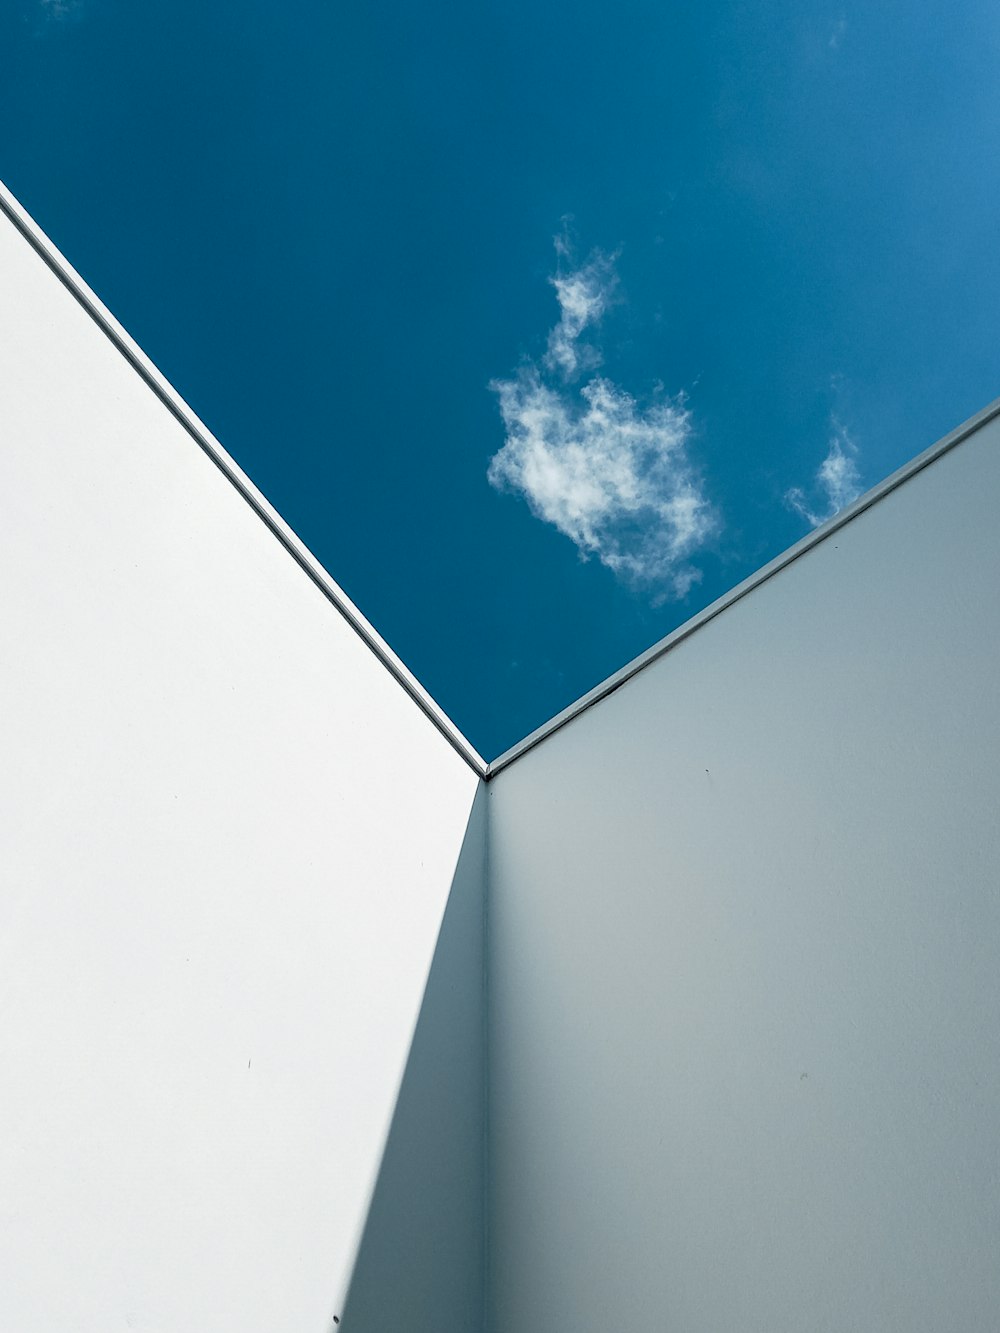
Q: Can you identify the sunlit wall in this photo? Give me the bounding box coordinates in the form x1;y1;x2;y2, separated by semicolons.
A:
0;199;482;1333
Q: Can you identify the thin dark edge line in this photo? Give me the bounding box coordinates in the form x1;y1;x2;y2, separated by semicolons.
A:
0;185;486;777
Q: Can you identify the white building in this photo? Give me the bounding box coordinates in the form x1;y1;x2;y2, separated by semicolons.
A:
2;181;999;1333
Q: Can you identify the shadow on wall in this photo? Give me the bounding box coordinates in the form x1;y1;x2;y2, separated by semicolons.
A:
338;783;488;1333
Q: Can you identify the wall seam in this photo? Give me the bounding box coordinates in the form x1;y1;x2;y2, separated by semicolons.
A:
481;779;492;1333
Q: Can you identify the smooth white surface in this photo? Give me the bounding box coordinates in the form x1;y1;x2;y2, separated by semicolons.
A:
487;413;1000;1332
0;207;480;1331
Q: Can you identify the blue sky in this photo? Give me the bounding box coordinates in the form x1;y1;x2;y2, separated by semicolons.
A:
3;0;999;758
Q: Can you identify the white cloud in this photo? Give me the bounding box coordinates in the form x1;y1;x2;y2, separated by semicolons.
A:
39;0;82;17
544;250;618;379
488;247;717;597
786;420;863;528
829;16;847;49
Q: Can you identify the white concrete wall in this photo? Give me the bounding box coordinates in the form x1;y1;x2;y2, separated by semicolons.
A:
487;412;1000;1332
0;202;481;1332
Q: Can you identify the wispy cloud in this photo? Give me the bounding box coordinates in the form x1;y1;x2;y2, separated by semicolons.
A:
785;420;863;528
829;15;847;49
38;0;83;18
488;245;717;597
544;250;618;379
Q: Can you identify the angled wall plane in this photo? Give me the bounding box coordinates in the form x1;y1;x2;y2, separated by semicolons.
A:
2;183;999;1333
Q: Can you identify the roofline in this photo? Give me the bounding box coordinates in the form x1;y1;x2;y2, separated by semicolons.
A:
486;392;1000;778
6;179;997;785
0;181;487;779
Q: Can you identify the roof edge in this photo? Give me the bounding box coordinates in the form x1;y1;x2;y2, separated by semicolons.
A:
487;392;1000;777
0;180;487;779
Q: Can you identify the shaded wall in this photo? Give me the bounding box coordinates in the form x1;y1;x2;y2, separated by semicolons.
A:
0;204;480;1331
342;782;487;1333
487;413;1000;1332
